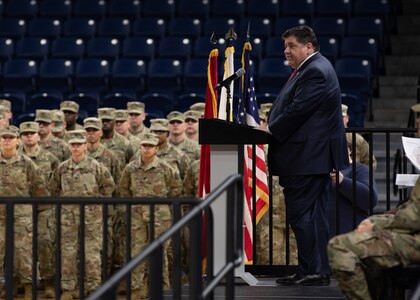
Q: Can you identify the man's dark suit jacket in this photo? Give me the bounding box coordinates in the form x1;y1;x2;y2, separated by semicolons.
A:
267;52;348;176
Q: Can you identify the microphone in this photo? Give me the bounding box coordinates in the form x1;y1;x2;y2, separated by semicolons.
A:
214;68;246;90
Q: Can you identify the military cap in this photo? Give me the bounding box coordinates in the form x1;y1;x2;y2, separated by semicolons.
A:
139;132;159;145
341;104;348;117
260;103;272;112
411;103;420;113
184;110;200;122
127;101;145;114
167;111;185;122
35;109;53;123
190;102;205;113
67;129;86;144
84;117;102;130
259;109;268;121
0;105;6;118
51;109;65;132
150;118;169;132
0;99;12;112
114;109;129;121
20;121;39;133
0;125;19;138
97;107;115;120
60;100;79;113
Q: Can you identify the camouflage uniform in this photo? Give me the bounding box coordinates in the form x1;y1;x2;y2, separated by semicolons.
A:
346;132;377;171
118;133;183;298
0;126;49;296
49;131;115;295
51;109;66;139
183;159;200;197
60;100;84;132
328;178;420;300
127;102;150;138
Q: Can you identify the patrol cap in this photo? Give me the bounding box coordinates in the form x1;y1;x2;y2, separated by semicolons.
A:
184;110;199;122
341;104;348;117
150;118;169;132
139;132;159;146
189;102;205;113
20;121;39;133
84;117;102;130
60;100;79;113
127;101;145;114
0;125;20;138
51;109;65;132
167;111;185;122
35;109;52;123
0;99;12;112
67;129;86;144
260;103;272;112
97;107;115;120
411;103;420;113
0;105;6;118
114;109;129;121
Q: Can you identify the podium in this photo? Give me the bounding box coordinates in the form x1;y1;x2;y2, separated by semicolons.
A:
199;118;272;286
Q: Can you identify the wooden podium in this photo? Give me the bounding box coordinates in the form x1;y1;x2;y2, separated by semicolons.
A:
199;118;272;286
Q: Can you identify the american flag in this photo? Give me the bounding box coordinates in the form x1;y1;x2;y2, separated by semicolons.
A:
237;41;269;264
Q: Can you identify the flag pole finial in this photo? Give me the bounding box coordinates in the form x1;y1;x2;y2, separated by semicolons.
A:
225;26;237;46
209;31;218;45
246;21;251;42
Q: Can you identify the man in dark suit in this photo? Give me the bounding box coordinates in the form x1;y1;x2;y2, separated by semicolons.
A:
267;26;349;286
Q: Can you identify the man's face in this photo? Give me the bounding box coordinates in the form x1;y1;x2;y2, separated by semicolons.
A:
63;110;78;126
101;119;115;134
21;132;39;147
343;115;349;128
168;120;185;136
185;118;198;135
151;130;167;145
115;120;129;135
284;36;313;69
140;144;157;160
129;112;145;129
85;128;102;144
0;135;18;152
37;121;53;136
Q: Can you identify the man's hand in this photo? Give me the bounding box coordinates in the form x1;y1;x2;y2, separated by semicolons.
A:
355;219;374;233
330;169;344;184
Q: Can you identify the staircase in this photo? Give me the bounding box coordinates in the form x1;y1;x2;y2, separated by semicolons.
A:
366;0;420;212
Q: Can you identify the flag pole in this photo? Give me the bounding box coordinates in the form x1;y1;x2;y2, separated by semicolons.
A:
224;27;237;123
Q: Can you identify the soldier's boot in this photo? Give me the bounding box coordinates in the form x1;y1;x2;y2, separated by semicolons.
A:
23;284;32;300
44;280;55;298
60;291;73;300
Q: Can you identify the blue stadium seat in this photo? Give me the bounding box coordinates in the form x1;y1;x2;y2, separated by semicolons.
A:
193;36;227;58
147;58;183;96
174;92;205;112
0;18;27;40
212;0;245;21
317;36;339;66
110;58;146;94
274;17;308;36
38;58;74;93
67;92;100;116
108;0;141;20
73;0;106;20
144;108;165;127
239;17;273;40
177;0;210;18
341;36;379;75
246;0;280;19
183;58;208;94
101;92;136;109
0;91;26;115
132;18;166;39
234;36;264;61
51;37;85;61
341;93;364;127
5;0;38;20
86;37;121;61
27;91;62;112
347;17;385;48
140;93;173;117
203;17;238;37
168;17;202;39
27;18;62;40
2;59;37;92
281;0;314;19
74;58;110;93
265;36;284;57
122;36;156;61
353;0;391;21
15;37;49;61
315;0;351;20
63;18;97;40
143;0;175;20
14;112;35;125
39;0;72;20
311;17;346;42
256;93;277;105
158;37;192;61
97;18;131;39
0;38;14;63
258;58;292;93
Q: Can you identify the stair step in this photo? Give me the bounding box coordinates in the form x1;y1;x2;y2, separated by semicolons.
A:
380;86;417;98
385;56;420;75
379;76;418;85
372;97;415;109
397;16;420;33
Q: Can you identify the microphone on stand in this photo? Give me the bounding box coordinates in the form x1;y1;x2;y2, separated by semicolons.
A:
214;68;246;91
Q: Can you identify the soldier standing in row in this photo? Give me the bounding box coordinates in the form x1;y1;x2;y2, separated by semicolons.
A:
184;110;201;142
0;100;12;126
51;109;67;140
60;101;83;132
49;130;115;300
0;126;49;300
127;102;149;138
118;132;182;299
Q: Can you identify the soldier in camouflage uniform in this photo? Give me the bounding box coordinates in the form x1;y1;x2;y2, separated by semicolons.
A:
51;109;66;140
189;102;205;117
328;177;420;300
183;159;200;197
127;101;150;138
0;99;12;126
36;109;71;162
0;105;7;130
167;111;200;162
184;110;200;142
118;132;183;299
49;130;115;300
0;126;49;300
18;121;60;298
98;107;134;166
342;104;377;171
60;101;83;132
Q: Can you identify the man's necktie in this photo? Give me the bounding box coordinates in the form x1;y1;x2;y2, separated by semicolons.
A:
287;69;297;82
